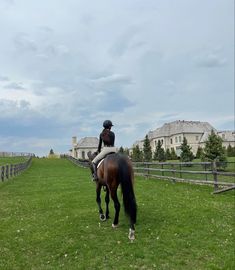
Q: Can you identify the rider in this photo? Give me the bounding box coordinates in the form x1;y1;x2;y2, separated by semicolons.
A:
91;120;117;181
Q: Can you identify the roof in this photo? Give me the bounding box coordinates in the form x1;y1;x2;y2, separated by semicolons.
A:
218;131;235;142
148;120;215;138
75;137;99;149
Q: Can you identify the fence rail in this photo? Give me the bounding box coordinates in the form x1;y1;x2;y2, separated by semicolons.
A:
65;155;235;193
0;157;33;182
65;156;90;168
0;151;34;157
133;161;235;192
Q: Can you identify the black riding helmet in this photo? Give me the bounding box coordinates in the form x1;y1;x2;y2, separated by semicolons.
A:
103;120;113;128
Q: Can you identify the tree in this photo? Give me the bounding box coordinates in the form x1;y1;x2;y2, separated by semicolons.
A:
170;148;178;160
49;149;54;155
227;144;235;157
165;148;171;160
180;137;194;162
123;147;130;156
153;140;166;162
203;130;227;168
196;146;203;159
119;146;130;156
131;145;143;162
119;146;124;153
143;135;152;161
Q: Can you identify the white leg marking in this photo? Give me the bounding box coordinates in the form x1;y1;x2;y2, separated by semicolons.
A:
128;228;135;241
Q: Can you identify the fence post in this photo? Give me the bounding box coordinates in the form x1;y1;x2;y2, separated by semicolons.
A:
10;164;13;178
171;164;176;183
146;163;150;178
6;165;9;179
212;161;218;191
1;166;5;181
204;163;208;181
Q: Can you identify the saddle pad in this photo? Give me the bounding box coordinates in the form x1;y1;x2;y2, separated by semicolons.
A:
97;152;116;169
97;159;104;169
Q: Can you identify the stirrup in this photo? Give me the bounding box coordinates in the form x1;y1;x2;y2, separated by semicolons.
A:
92;172;98;181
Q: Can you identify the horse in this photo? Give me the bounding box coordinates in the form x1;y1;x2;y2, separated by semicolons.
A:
87;152;137;240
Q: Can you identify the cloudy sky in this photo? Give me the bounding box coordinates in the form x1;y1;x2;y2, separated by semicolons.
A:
0;0;234;156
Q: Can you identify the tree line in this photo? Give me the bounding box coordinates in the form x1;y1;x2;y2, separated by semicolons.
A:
119;130;233;167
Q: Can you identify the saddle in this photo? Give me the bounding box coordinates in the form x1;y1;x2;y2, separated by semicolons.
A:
97;152;116;169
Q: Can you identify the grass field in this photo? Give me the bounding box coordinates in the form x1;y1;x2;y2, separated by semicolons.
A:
0;158;234;270
0;156;28;165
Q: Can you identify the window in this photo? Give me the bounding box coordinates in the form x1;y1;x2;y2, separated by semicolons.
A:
175;137;178;143
179;136;181;143
196;135;199;141
161;139;163;144
170;138;173;144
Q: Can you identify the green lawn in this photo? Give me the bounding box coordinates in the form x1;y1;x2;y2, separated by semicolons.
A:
0;158;234;269
0;156;28;165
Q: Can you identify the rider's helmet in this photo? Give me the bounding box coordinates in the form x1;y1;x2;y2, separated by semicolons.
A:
103;120;113;129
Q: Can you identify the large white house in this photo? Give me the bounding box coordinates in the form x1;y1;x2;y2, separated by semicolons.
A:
70;120;234;159
132;120;235;156
70;136;99;159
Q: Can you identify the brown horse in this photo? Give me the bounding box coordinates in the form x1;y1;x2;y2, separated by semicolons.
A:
88;152;137;240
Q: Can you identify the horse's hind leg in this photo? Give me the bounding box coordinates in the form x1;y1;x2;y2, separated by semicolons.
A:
105;187;110;219
96;183;105;221
110;189;120;228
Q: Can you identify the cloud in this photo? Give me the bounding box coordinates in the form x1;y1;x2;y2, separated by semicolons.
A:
14;33;37;52
0;75;9;81
194;52;227;68
0;136;70;157
90;73;133;86
4;82;25;90
0;0;233;156
109;25;141;57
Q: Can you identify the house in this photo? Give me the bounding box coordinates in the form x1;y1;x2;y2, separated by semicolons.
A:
70;136;99;160
132;120;234;156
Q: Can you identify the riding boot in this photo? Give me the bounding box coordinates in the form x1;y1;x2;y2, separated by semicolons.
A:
92;162;98;181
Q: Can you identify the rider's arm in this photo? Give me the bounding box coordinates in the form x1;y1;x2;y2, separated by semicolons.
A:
97;134;102;153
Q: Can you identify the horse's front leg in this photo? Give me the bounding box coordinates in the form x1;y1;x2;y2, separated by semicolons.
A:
105;187;110;219
110;189;120;228
129;223;135;241
96;183;106;221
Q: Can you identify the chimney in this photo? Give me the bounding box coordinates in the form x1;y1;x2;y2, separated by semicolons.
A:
72;136;77;146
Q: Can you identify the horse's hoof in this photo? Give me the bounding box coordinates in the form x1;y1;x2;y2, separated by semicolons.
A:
112;223;118;229
100;214;106;221
128;228;135;241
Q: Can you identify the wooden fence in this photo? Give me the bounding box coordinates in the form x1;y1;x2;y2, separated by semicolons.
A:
133;161;235;192
0;157;33;182
65;155;235;193
65;156;90;168
0;151;34;157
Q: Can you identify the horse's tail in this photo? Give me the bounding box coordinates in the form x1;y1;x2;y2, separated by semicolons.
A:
118;156;137;225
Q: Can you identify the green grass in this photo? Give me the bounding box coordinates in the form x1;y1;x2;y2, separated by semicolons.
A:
0;158;234;269
0;156;28;165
